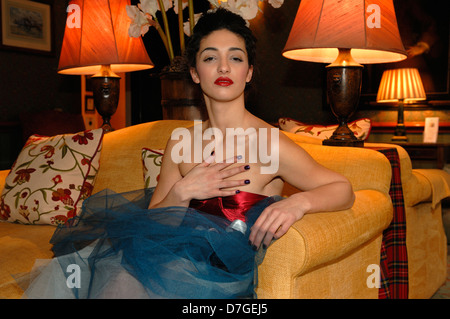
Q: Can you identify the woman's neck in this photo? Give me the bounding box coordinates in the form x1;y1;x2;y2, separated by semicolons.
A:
204;96;249;133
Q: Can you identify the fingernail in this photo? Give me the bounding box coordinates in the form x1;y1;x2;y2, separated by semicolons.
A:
244;179;250;184
211;150;215;156
252;245;257;251
235;190;241;194
244;165;250;170
263;244;267;250
237;155;243;160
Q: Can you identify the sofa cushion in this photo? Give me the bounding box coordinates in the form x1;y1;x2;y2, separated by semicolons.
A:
141;148;164;188
0;129;103;225
279;117;372;141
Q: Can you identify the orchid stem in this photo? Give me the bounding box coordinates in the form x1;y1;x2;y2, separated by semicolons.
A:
154;19;170;59
178;0;185;54
158;0;174;63
188;0;194;36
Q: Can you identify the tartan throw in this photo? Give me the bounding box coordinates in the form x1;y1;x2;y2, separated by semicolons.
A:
373;147;409;299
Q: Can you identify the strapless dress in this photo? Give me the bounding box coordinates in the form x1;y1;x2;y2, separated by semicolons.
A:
21;188;282;299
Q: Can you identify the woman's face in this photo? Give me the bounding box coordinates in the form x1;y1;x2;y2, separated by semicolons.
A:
190;29;253;104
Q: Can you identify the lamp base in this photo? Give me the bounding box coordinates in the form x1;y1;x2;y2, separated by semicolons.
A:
391;135;408;142
391;100;408;142
322;118;364;147
323;138;364;147
91;66;121;132
325;49;363;148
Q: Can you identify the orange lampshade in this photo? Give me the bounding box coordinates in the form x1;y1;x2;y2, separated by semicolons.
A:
377;68;426;103
58;0;153;75
282;0;407;64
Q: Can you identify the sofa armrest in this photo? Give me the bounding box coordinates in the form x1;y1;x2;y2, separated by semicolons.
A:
293;143;392;194
412;169;450;208
257;189;393;298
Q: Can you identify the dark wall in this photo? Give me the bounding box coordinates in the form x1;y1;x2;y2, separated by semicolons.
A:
249;1;333;124
0;0;80;122
1;0;447;132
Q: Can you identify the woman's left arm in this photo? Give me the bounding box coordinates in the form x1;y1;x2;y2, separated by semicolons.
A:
249;135;355;249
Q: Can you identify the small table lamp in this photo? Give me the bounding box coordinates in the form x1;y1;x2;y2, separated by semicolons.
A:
282;0;407;147
376;68;426;141
58;0;154;132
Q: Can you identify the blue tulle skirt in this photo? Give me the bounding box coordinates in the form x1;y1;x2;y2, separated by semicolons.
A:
22;188;280;299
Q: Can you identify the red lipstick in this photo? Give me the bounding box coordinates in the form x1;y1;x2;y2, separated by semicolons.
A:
214;77;233;86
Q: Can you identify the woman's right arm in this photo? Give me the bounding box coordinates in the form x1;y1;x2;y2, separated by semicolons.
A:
148;138;187;209
148;138;249;209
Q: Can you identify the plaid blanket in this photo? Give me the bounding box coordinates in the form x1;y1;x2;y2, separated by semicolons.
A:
373;147;409;299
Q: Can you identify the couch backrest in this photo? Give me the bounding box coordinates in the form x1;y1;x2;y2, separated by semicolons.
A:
281;131;393;194
92;120;193;194
92;120;392;196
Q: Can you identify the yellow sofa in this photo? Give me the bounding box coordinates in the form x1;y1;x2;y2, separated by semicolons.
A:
0;120;448;298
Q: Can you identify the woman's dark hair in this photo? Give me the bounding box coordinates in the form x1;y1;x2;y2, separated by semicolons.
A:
185;8;257;68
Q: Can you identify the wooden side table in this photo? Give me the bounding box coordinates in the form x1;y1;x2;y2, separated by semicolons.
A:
387;142;450;169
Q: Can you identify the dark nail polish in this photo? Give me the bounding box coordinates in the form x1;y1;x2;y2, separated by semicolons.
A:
252;245;258;251
235;190;240;194
244;179;250;184
210;150;215;156
244;165;250;170
263;244;267;250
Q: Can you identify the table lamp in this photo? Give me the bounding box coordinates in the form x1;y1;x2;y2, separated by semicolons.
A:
376;68;426;141
58;0;154;132
282;0;407;147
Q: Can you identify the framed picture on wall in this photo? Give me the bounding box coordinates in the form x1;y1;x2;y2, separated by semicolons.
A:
0;0;53;55
360;0;450;109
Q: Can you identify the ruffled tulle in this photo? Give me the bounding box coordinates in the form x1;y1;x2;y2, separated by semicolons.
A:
22;188;281;299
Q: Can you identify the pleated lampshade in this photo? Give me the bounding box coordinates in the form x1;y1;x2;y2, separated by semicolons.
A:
377;68;427;103
58;0;153;75
282;0;407;64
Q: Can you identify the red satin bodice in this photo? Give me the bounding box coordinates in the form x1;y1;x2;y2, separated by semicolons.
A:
189;191;267;222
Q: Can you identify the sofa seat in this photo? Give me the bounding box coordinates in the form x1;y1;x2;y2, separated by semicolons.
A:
0;223;54;298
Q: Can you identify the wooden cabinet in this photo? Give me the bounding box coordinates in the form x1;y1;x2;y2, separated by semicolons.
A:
388;142;450;169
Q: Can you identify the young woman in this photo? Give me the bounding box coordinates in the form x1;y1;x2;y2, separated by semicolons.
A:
149;8;354;251
23;8;354;299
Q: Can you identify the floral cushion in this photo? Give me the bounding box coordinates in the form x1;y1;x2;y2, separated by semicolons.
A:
278;117;372;141
0;129;103;225
141;148;164;188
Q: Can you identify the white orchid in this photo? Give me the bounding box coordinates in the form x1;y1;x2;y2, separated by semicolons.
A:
173;0;189;15
126;5;152;37
183;13;201;37
208;0;284;23
127;0;184;62
230;0;260;21
268;0;284;9
138;0;159;16
126;0;283;64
